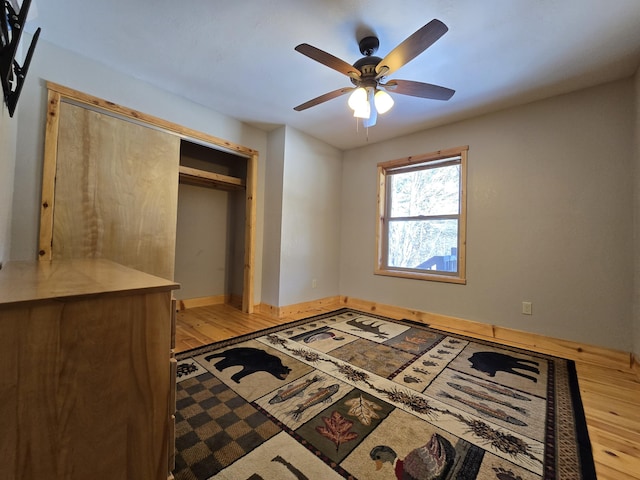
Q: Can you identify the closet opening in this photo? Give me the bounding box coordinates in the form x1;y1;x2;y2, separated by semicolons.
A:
175;140;248;312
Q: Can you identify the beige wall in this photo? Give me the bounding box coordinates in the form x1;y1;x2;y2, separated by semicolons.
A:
634;67;640;358
262;127;343;307
341;79;635;352
0;100;17;264
261;127;286;306
174;184;245;301
279;127;342;306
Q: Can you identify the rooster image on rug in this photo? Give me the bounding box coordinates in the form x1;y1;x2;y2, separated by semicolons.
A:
370;433;456;480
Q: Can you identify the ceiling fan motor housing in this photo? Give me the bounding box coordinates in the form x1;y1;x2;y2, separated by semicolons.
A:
352;55;382;87
351;36;383;87
358;36;380;56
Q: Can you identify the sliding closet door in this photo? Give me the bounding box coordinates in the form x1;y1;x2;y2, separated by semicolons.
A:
51;102;180;280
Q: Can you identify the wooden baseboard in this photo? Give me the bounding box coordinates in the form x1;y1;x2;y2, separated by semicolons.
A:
250;295;632;372
338;296;632;371
177;294;241;310
255;296;341;319
633;353;640;381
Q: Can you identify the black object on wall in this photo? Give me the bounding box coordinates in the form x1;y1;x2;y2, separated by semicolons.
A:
1;0;40;117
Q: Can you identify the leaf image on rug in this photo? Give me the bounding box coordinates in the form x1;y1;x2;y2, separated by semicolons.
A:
316;411;359;452
345;394;383;425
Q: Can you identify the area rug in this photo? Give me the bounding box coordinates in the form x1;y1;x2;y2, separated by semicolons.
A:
173;308;595;480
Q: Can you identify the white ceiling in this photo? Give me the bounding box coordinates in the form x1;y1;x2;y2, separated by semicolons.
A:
23;0;640;150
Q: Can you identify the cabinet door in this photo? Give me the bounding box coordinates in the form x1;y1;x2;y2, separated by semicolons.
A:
52;102;180;280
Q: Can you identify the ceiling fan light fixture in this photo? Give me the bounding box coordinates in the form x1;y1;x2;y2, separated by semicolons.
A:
374;89;394;114
348;87;368;111
353;102;370;119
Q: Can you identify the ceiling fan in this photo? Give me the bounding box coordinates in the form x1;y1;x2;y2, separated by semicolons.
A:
293;19;455;128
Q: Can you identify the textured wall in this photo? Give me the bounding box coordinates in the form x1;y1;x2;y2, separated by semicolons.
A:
0;101;17;264
634;68;640;358
278;127;342;306
341;79;635;351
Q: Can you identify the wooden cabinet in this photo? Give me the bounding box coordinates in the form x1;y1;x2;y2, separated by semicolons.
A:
0;259;179;480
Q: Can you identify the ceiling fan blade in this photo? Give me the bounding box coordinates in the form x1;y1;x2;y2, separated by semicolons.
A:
375;19;448;79
295;44;361;80
382;79;455;101
293;87;355;111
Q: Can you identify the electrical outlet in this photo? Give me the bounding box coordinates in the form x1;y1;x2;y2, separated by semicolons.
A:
312;279;317;289
522;301;532;315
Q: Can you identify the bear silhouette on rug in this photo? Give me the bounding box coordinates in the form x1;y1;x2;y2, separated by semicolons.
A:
468;351;540;383
205;347;292;384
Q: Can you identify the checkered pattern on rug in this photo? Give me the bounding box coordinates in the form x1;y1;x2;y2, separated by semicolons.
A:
173;372;282;480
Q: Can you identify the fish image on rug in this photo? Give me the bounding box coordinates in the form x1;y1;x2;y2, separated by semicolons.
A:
290;326;346;345
370;433;456;480
438;391;528;427
468;351;540;383
291;384;340;420
452;375;531;401
269;375;322;404
304;331;345;343
204;347;292;384
446;382;527;414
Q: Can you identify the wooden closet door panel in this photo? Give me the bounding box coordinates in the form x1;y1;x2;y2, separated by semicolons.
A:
53;102;180;280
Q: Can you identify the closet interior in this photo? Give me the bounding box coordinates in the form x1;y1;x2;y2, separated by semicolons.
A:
175;140;248;310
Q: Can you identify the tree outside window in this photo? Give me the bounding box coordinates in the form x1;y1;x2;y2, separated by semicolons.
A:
376;146;467;284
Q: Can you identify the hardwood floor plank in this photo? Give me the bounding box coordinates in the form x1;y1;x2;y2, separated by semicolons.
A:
576;363;640;387
174;304;640;480
587;417;640;446
579;378;640;404
590;428;640;479
594;461;637;480
581;398;640;435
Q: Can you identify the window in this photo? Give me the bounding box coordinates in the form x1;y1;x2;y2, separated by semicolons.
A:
376;146;467;284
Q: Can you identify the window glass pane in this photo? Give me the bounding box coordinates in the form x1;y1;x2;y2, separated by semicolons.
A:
388;219;458;272
389;164;460;217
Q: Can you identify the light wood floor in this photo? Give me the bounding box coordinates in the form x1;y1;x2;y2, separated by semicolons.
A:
175;304;640;480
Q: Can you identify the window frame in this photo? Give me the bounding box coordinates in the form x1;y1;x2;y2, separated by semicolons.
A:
375;146;468;284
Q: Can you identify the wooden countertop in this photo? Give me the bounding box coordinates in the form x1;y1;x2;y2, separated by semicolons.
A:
0;258;180;307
